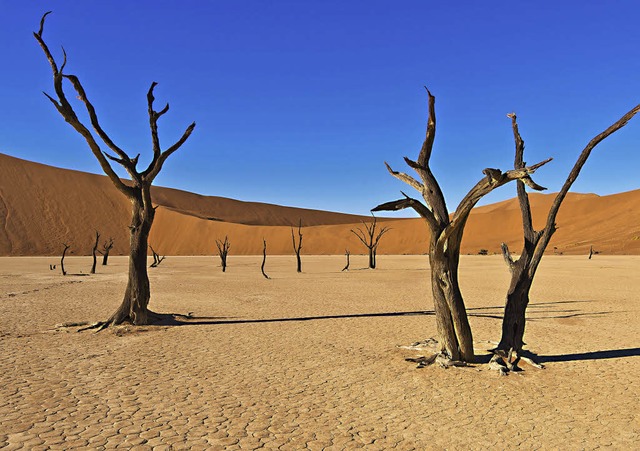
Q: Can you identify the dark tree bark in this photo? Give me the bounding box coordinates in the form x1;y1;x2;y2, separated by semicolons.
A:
90;230;100;274
291;219;303;273
350;215;390;269
496;106;640;367
60;243;70;276
215;236;230;272
373;89;551;363
35;13;195;328
149;246;165;268
261;239;270;279
342;249;350;272
99;237;114;266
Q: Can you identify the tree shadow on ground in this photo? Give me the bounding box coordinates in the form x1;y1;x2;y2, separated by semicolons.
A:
535;348;640;363
150;310;435;326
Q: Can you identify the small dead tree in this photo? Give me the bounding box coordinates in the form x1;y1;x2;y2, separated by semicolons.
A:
496;106;639;368
60;243;70;276
342;249;350;271
215;236;230;272
149;246;165;268
291;219;303;273
261;239;270;279
373;89;551;363
35;12;195;327
90;230;100;274
588;245;594;260
350;215;390;269
99;238;114;266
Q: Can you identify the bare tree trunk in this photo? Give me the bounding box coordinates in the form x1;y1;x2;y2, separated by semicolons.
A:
342;249;350;271
497;106;640;361
261;239;270;279
60;243;70;276
107;196;154;325
291;219;303;273
373;89;551;363
90;230;100;274
589;245;594;260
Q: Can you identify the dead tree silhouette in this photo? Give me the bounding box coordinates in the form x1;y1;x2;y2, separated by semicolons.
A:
35;12;195;329
215;236;230;272
149;246;165;268
90;231;99;274
261;239;270;279
60;243;70;276
99;237;114;266
373;89;551;363
493;106;640;373
350;215;389;269
291;219;303;273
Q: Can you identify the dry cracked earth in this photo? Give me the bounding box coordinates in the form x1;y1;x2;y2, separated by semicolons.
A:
1;255;639;449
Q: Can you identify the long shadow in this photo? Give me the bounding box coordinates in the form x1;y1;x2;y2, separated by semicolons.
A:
153;310;435;326
536;348;640;363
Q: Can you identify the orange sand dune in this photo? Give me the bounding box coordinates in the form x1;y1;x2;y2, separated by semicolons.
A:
1;152;639;256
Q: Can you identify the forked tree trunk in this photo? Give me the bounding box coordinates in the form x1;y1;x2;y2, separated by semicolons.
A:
350;215;389;270
373;89;551;363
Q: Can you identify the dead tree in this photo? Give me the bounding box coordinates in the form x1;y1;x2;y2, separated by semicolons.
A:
90;230;100;274
35;12;195;327
496;107;639;367
99;238;114;266
588;245;594;260
342;249;350;271
261;239;270;279
291;219;303;273
60;243;70;276
215;236;230;272
350;215;390;269
149;246;165;268
373;89;551;363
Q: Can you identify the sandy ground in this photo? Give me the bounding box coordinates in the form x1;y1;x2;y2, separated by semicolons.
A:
1;255;638;449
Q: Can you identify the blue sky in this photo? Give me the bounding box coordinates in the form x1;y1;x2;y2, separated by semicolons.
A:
1;1;639;216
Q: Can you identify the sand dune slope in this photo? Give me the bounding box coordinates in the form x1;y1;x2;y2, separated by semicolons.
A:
1;152;638;256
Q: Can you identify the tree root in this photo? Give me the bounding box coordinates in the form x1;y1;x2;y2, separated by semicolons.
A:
406;352;469;369
488;348;545;375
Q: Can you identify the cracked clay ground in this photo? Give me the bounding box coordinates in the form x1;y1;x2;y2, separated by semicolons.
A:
1;255;639;449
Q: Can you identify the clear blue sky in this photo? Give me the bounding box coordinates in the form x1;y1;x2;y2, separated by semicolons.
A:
1;1;639;216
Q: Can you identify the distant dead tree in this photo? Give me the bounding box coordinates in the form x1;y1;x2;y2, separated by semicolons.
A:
261;239;270;279
60;243;71;276
373;89;551;363
494;107;639;372
35;12;195;328
350;215;390;269
215;236;230;272
342;249;350;271
588;245;594;260
90;231;100;274
291;219;303;273
99;237;114;266
149;246;165;268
